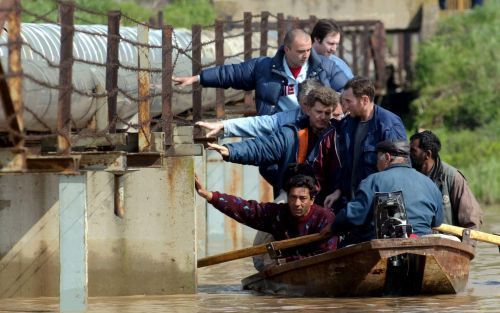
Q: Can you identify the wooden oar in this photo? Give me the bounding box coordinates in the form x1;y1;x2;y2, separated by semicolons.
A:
434;224;500;246
197;233;325;268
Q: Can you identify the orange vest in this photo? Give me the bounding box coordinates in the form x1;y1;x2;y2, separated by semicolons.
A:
297;128;309;164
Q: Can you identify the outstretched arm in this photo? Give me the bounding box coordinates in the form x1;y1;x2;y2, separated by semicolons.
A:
172;75;199;87
207;142;229;159
196;121;224;138
194;174;213;201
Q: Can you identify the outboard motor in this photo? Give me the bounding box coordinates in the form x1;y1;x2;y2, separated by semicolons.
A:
374;191;413;239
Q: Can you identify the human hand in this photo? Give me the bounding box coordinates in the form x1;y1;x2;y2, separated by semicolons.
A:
172;75;198;87
196;121;224;138
194;174;212;200
207;142;229;158
324;189;341;209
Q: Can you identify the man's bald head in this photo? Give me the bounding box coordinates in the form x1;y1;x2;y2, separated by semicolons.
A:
283;29;312;68
284;29;311;48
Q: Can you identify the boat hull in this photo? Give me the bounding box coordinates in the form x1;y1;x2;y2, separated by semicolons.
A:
242;237;474;297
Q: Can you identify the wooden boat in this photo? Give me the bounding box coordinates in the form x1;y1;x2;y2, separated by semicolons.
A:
242;236;475;297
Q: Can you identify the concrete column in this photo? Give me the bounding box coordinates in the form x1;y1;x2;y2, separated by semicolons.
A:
86;157;197;295
194;154;207;258
59;175;88;312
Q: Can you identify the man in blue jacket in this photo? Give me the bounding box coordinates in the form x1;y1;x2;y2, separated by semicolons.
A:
207;86;341;198
173;29;350;116
194;20;354;139
310;19;353;79
334;77;407;200
323;140;443;245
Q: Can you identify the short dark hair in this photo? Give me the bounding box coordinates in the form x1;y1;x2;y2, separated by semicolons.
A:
311;19;342;43
283;174;318;198
345;76;375;102
283;29;310;48
410;130;441;160
305;86;339;108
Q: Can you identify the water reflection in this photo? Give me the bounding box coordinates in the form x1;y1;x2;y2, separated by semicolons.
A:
0;208;498;312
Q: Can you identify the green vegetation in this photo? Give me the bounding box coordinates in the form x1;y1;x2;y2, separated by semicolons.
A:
22;0;153;25
162;0;216;27
412;2;500;204
21;0;215;27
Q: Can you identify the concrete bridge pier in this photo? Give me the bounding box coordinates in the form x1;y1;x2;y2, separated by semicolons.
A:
59;175;88;312
0;150;201;306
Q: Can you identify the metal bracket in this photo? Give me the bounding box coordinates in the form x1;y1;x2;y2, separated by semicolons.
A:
265;242;283;260
461;228;472;245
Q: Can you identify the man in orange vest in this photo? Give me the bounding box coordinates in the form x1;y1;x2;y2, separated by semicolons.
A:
207;86;341;198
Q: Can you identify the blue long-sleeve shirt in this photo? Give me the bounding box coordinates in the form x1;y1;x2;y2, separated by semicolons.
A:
223;108;305;138
333;163;443;244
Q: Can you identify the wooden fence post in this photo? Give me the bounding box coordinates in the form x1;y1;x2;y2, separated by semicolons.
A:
260;11;269;57
370;22;387;94
215;19;225;118
162;25;173;146
106;11;121;133
277;13;285;46
57;1;74;155
351;32;358;75
362;24;371;77
5;0;23;148
243;12;253;107
192;24;202;138
137;24;151;152
308;15;317;31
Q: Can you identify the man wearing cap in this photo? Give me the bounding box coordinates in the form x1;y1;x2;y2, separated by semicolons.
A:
323;140;443;245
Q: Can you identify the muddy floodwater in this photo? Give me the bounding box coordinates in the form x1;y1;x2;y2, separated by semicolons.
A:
0;207;499;312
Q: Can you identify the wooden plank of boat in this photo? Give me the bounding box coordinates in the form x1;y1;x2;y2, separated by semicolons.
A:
242;236;474;297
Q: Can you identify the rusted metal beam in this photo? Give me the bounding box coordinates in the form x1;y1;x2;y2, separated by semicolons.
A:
192;24;202;138
127;152;163;168
26;155;80;174
0;147;26;173
260;11;269;57
42;133;128;150
162;25;173;147
106;11;121;133
137;24;151;152
78;151;127;173
57;1;74;155
215;18;225;118
6;0;23;148
243;12;253;108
